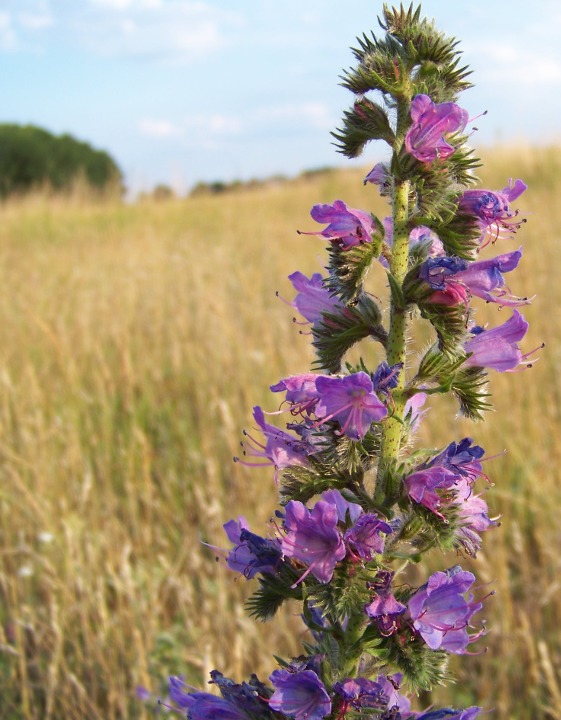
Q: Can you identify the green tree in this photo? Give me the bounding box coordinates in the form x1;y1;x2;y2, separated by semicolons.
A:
0;124;123;197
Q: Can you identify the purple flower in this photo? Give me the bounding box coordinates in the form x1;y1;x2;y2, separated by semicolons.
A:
371;361;401;394
419;256;470;306
429;438;485;485
270;373;323;415
463;310;536;372
363;162;390;190
169;678;251;719
405;439;494;553
298;199;374;249
315;371;388;440
408;566;486;654
379;220;443;269
404;466;460;519
334;674;411;715
168;673;273;720
420;249;530;307
452;247;530;306
454;477;499;555
364;591;407;622
409;225;445;257
404;391;428;432
285;271;341;326
235;406;311;480
281;499;346;584
269;669;331;720
320;488;363;524
364;570;406;635
344;513;392;559
414;708;482;719
405;94;468;163
459;177;527;246
222;517;282;579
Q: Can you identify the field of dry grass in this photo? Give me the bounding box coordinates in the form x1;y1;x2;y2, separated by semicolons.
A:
0;145;559;718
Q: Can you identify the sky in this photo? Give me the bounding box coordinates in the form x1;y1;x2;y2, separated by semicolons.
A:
1;0;560;197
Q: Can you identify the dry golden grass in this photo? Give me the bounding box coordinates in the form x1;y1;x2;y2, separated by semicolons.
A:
0;146;559;718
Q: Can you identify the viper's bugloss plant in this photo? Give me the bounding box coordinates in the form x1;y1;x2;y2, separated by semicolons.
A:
163;4;536;717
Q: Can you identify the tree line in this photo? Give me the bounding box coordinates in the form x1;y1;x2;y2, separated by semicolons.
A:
0;124;123;198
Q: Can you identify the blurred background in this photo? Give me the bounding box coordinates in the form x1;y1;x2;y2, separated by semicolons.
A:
0;0;559;196
0;2;560;719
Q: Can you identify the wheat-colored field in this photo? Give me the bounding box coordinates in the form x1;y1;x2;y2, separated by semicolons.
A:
0;146;559;719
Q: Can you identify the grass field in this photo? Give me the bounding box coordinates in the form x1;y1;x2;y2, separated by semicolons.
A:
0;145;559;719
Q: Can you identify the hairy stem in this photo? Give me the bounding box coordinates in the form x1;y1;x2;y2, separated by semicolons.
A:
376;96;412;502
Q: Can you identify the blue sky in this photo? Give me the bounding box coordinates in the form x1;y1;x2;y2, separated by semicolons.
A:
1;0;560;196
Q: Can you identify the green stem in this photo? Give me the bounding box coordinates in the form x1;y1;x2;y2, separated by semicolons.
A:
375;95;412;502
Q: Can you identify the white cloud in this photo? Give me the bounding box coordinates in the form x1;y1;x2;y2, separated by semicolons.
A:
19;7;53;31
256;102;334;130
0;12;17;51
469;41;561;87
90;0;162;9
78;1;241;62
138;118;179;137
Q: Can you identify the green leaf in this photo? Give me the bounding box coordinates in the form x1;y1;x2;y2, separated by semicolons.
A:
417;301;469;357
245;568;302;622
451;366;492;419
380;633;451;692
279;465;349;506
332;98;395;158
324;227;383;303
312;294;387;374
387;272;406;310
309;564;373;621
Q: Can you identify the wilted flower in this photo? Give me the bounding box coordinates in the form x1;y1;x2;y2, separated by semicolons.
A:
269;668;331;720
404;391;428;432
459;178;527;246
408;566;486;654
405;94;468;163
281;499;346;584
298;200;374;249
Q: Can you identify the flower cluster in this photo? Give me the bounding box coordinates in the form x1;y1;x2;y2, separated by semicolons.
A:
154;6;535;719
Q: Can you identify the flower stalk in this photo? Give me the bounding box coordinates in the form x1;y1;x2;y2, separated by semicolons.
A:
154;4;535;719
